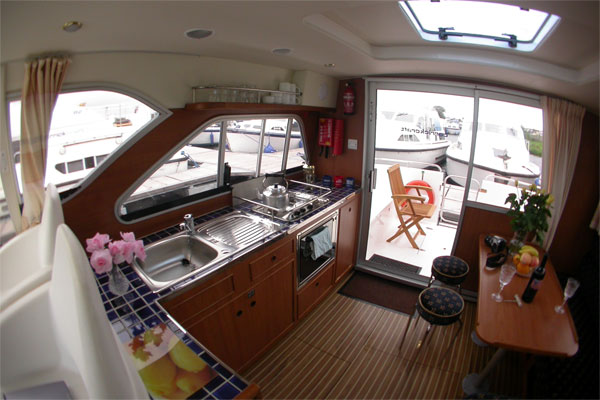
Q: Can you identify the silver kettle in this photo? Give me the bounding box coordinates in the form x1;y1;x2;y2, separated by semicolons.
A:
260;174;289;209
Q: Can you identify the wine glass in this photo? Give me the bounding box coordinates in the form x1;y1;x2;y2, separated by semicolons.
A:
492;264;516;302
554;278;580;314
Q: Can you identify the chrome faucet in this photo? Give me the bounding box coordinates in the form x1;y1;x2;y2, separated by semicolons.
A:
180;213;195;235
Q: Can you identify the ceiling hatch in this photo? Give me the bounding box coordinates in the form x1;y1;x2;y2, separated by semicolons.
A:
398;0;560;52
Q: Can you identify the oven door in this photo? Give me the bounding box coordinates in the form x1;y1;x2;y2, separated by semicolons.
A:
297;211;338;288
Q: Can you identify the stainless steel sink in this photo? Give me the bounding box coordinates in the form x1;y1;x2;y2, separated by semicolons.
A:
132;211;282;291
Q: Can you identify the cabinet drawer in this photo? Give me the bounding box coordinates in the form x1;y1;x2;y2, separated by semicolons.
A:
297;263;334;318
163;274;236;324
249;238;294;282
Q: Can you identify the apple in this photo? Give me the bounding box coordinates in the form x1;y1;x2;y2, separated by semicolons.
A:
530;255;540;267
520;252;532;265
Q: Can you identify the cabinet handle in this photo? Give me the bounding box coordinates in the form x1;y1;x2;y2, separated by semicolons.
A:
349;208;352;212
271;255;277;262
236;310;243;317
250;300;256;307
315;282;319;287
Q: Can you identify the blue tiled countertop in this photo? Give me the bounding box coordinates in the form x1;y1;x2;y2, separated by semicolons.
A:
94;183;360;399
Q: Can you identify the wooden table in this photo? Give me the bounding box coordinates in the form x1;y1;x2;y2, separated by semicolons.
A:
462;233;579;395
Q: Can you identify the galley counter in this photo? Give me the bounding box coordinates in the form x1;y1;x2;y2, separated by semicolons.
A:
95;184;361;399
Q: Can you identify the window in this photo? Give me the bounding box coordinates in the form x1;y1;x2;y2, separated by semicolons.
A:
398;1;560;51
119;115;306;220
7;90;160;193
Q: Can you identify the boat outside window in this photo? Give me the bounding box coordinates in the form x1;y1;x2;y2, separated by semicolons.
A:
118;115;306;221
7;90;159;194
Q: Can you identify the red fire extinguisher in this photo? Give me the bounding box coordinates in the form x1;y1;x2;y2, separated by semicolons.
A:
343;83;355;115
318;118;333;158
333;119;344;156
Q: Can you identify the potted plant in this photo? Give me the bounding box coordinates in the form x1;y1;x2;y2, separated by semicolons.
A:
505;184;554;252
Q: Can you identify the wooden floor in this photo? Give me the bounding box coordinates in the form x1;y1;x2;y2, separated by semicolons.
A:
244;281;524;399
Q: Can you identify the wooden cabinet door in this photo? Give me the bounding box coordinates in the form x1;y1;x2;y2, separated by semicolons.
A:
335;193;361;283
243;260;294;361
186;292;253;370
186;260;294;370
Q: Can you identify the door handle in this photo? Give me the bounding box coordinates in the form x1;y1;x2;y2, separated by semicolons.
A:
369;169;377;192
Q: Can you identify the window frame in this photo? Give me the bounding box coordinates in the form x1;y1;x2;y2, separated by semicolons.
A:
1;83;170;233
116;114;307;223
398;1;560;52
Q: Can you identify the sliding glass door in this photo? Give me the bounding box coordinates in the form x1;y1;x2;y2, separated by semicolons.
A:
357;79;543;284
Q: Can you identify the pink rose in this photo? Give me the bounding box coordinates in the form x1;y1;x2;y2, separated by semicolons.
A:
120;232;136;242
90;248;112;274
86;232;110;253
133;240;146;262
109;240;134;265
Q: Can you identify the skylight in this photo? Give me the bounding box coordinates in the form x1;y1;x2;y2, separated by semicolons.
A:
398;1;560;52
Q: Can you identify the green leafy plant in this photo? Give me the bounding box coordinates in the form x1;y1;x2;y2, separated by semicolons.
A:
505;184;553;245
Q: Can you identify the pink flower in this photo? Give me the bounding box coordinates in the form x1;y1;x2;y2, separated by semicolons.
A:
90;248;113;274
121;232;136;242
109;240;134;265
86;233;110;253
133;240;146;262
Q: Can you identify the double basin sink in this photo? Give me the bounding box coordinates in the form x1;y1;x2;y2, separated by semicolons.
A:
132;211;282;291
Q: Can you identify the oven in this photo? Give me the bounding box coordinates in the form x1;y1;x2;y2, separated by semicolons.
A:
296;210;338;288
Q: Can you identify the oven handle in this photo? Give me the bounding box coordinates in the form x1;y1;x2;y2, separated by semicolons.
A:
296;210;338;249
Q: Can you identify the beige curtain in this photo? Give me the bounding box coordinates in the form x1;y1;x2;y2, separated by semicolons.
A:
20;56;70;230
541;96;586;249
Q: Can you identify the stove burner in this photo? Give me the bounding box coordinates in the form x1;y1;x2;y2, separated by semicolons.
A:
251;189;328;221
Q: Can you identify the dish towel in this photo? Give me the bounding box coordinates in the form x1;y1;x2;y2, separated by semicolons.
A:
309;226;332;260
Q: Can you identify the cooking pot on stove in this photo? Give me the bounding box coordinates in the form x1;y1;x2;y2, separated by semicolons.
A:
260;173;289;209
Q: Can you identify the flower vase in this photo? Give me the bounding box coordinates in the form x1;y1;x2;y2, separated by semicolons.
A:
108;263;129;296
508;232;525;255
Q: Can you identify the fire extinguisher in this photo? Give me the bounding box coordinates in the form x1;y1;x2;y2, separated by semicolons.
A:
343;83;355;115
318;118;333;158
333;119;344;156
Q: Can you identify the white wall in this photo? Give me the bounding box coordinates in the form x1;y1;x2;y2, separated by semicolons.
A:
3;52;338;109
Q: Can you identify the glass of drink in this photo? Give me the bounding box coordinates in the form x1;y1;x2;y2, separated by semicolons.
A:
492;264;516;302
554;278;580;314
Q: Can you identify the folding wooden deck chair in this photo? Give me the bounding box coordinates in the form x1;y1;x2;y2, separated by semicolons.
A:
387;164;436;249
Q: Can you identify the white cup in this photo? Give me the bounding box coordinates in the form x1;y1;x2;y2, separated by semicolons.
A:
262;95;275;104
274;93;283;104
279;82;291;92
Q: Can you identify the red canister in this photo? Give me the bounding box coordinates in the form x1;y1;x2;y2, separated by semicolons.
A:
334;175;344;188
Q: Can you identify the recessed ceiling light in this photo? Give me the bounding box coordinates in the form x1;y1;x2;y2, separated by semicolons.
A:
272;48;293;55
185;28;214;39
62;21;82;33
324;63;336;68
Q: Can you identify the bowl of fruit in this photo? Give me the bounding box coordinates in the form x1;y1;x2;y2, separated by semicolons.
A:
512;245;540;277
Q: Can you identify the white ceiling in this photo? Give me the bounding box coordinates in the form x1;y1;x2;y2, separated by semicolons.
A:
1;0;598;112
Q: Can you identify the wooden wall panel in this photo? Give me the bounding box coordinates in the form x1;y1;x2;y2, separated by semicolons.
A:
62;105;328;243
311;78;365;186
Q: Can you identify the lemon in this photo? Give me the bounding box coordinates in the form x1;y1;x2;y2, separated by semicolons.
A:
139;354;177;397
169;337;208;373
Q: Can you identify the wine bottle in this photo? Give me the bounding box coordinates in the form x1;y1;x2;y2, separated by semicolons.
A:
522;253;548;303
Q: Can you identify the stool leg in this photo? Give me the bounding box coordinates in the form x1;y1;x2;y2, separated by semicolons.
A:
427;274;434;288
441;317;464;360
413;323;433;365
399;307;418;354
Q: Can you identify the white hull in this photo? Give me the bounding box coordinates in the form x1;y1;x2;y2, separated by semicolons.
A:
446;149;539;186
227;131;302;153
375;141;449;164
190;130;220;146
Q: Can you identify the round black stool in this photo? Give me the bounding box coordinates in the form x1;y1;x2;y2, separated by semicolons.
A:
428;255;469;293
399;286;465;363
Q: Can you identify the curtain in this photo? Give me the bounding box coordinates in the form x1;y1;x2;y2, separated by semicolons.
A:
20;56;70;230
541;96;586;249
